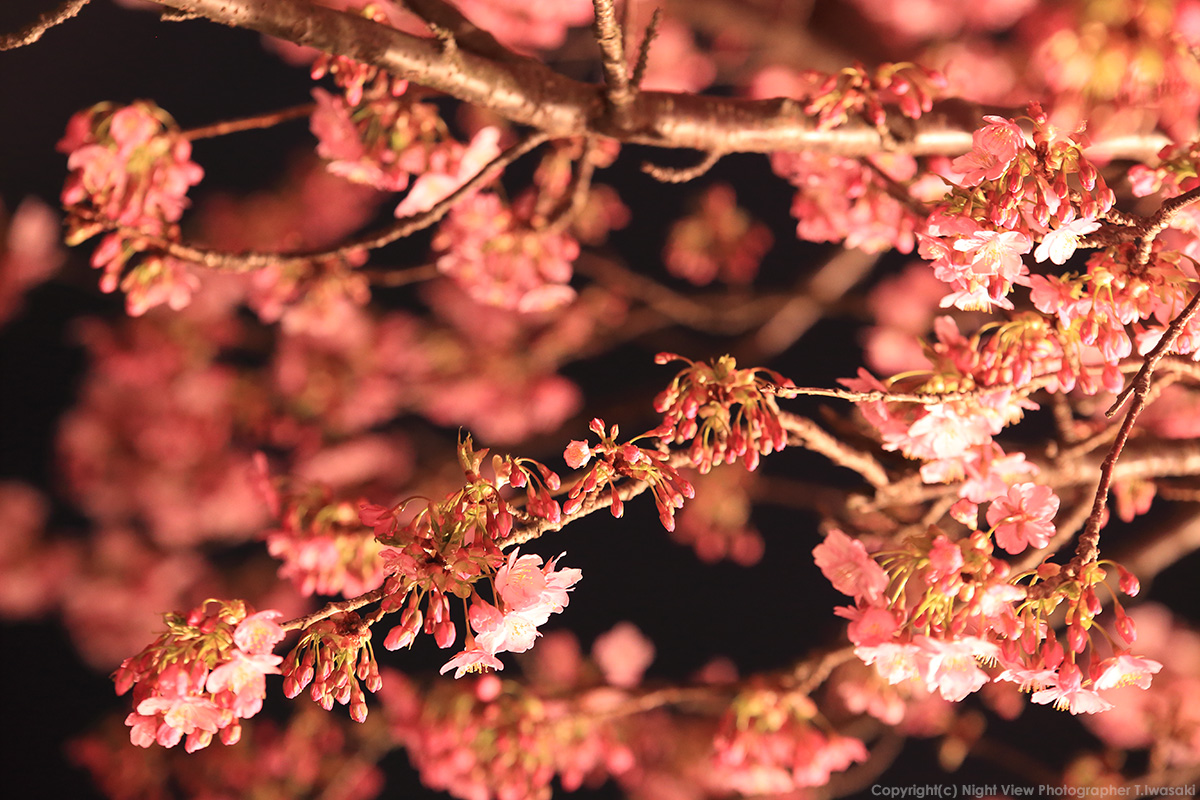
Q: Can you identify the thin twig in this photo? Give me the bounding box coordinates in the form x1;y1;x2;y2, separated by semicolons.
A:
1058;372;1180;461
641;151;723;183
768;375;1056;405
281;585;392;632
504;449;696;546
1078;186;1200;267
182;103;315;141
70;131;549;273
780;412;890;488
0;0;90;50
630;7;662;90
1076;288;1200;567
542;140;599;234
361;263;441;287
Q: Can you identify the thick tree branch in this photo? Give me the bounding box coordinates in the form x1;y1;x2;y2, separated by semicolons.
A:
591;0;634;127
0;0;90;50
134;0;1011;158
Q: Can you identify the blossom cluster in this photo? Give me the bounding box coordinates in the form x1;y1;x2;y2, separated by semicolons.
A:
843;314;1053;491
257;465;389;598
280;611;381;721
814;528;1161;716
360;436;577;677
114;600;286;751
563;417;695;531
58;101;204;315
431;190;580;312
920;107;1115;312
713;687;867;794
663;184;774;286
653;353;793;473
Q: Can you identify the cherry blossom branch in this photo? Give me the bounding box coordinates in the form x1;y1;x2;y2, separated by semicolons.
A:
138;0;1170;160
864;438;1200;512
504;450;696;546
280;583;393;632
768;375;1057;405
182;103;315;140
0;0;90;50
360;263;440;287
1075;288;1200;566
779;412;890;488
72;130;549;273
1080;186;1200;266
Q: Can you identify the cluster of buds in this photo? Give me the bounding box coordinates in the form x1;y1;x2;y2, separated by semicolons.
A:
256;464;388;598
309;3;409;106
920;106;1115;312
815;526;1161;715
800;62;947;130
360;436;575;675
653;353;792;473
58;101;204;315
114;600;286;751
281;612;381;722
712;685;867;793
563;417;695;531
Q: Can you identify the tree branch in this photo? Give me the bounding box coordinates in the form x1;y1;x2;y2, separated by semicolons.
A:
72;130;549;273
591;0;634;127
1075;288;1200;567
136;0;1168;159
0;0;90;50
780;412;890;488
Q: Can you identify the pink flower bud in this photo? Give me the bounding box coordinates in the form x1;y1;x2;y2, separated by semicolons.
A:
1068;623;1088;653
1117;565;1140;597
1115;612;1137;645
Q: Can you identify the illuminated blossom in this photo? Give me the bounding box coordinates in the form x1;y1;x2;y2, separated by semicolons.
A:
812;529;889;604
986;483;1059;554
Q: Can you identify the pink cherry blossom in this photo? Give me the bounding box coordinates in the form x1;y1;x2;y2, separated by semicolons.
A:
855;641;926;685
1034;218;1102;265
205;650;284;718
812;529;889;604
1030;663;1115;715
439;647;505;678
469;598;541;655
986;482;1059;554
950;115;1025;185
915;635;1000;702
1092;654;1163;691
233;609;286;654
